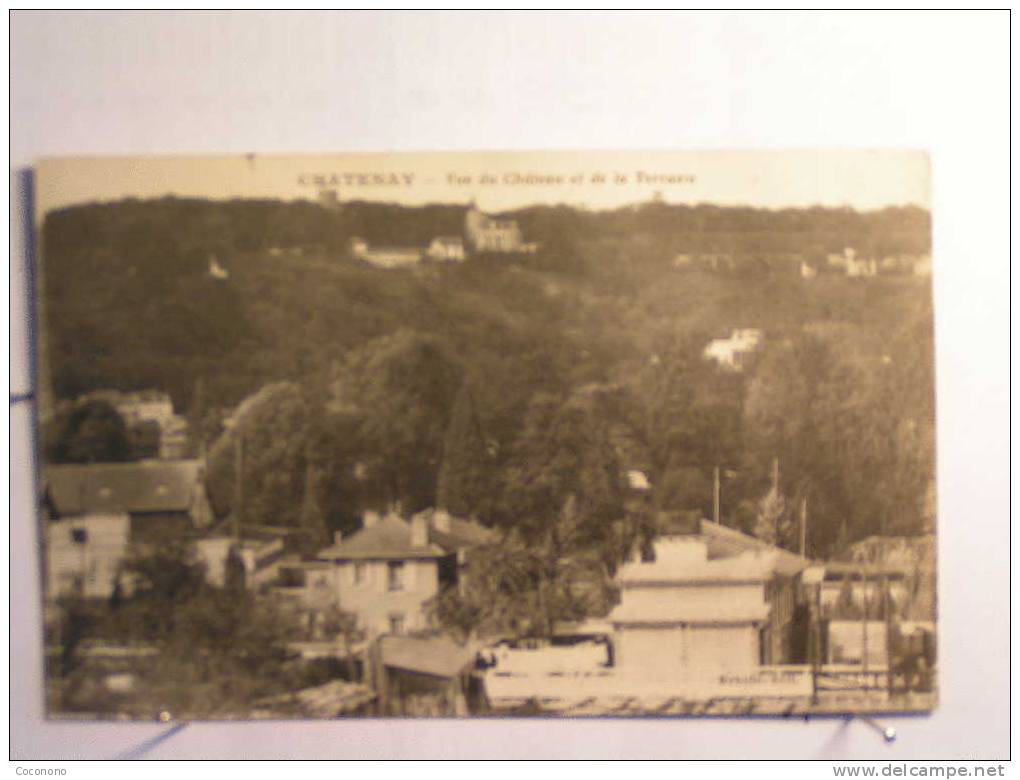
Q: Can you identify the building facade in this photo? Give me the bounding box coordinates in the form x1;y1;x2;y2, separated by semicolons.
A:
608;520;808;677
350;238;424;269
703;328;764;371
76;389;190;460
427;236;467;262
464;206;537;253
42;460;215;599
316;509;493;636
45;512;131;599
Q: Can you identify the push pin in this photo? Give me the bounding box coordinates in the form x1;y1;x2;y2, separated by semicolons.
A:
856;714;897;743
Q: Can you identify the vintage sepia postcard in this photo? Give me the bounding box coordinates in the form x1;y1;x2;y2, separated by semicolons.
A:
32;150;936;720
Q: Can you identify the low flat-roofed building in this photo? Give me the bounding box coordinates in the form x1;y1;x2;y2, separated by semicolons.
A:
609;519;809;675
350;237;423;269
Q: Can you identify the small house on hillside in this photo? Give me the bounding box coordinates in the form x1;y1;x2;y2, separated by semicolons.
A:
41;460;214;599
703;329;763;371
208;255;229;280
427;236;467;263
826;247;878;278
846;256;878;278
76;389;189;459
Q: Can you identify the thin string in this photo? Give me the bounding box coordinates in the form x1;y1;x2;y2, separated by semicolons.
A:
114;722;189;760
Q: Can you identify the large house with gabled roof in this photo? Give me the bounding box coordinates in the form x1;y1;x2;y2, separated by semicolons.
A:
317;509;494;636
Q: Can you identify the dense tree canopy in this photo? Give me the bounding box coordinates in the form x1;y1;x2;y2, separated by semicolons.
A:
43;400;133;464
41;196;935;566
328;330;463;514
205;382;313;530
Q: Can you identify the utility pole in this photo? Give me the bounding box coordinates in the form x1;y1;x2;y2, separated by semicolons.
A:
811;580;822;705
233;431;244;541
884;571;893;697
713;466;721;524
800;496;808;557
861;568;870;689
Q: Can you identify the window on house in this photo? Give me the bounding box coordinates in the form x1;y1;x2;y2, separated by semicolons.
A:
354;562;366;586
388;613;405;635
387;561;405;592
71;528;88;545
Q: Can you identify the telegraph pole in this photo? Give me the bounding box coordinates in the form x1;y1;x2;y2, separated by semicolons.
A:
862;568;870;688
713;466;720;524
800;496;808;557
233;431;244;541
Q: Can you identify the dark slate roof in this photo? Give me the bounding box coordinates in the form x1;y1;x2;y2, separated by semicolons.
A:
699;519;810;577
316;511;495;562
317;513;447;561
43;460;205;516
379;635;474;678
417;509;497;551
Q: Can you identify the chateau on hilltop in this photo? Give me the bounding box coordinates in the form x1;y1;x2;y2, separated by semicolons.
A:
464;205;538;254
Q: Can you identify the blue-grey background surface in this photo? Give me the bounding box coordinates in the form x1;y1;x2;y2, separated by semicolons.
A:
8;10;1010;760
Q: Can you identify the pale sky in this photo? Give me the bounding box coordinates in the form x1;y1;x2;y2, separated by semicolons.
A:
35;150;930;219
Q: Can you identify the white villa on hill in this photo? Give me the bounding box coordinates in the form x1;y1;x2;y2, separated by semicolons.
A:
703;329;763;371
427;236;467;262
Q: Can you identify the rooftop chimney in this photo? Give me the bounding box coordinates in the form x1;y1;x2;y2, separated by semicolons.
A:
333;530;344;546
410;514;430;548
363;510;381;529
433;510;452;534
